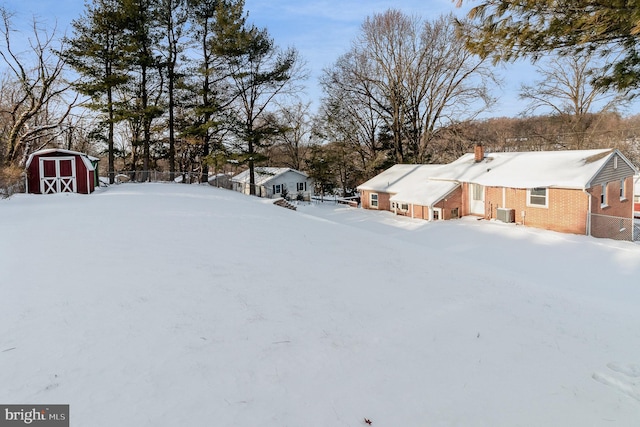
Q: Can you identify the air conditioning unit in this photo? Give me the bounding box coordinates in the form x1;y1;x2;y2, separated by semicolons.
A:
497;208;515;223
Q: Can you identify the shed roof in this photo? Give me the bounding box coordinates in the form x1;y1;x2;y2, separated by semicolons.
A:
25;148;96;171
231;167;309;185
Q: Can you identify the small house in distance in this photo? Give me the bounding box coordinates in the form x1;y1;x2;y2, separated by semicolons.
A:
25;148;98;195
231;167;313;200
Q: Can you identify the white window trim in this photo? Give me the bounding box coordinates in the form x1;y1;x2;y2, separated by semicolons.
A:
370;193;379;209
526;187;548;208
620;178;626;201
601;183;608;208
432;207;442;221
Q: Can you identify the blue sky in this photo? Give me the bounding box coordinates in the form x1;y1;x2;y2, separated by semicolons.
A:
7;0;630;118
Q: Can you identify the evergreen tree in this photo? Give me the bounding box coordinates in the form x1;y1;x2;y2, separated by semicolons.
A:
216;1;304;194
157;0;188;180
64;0;131;184
460;0;640;93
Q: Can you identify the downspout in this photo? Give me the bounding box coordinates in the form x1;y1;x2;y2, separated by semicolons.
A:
583;189;591;236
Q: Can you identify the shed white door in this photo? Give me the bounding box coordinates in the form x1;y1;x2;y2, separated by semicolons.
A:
469;183;485;215
40;157;77;194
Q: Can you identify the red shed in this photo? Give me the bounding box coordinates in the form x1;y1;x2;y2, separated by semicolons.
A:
25;149;97;194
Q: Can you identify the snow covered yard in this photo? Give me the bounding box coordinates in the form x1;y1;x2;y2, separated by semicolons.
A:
1;183;640;426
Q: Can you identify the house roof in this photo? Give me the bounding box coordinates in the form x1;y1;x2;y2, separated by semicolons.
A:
25;148;96;171
231;167;309;185
357;164;443;193
390;180;459;206
428;149;633;190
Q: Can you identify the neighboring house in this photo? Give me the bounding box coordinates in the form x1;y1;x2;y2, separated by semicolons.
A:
25;148;98;195
358;145;638;240
231;167;313;200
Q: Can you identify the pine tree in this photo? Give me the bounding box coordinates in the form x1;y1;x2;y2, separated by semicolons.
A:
64;0;131;184
460;0;640;92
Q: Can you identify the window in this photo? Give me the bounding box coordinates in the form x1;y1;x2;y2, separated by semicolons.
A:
472;184;483;201
601;183;608;206
451;208;459;219
273;184;282;194
433;209;440;220
370;193;378;208
297;182;306;191
401;203;409;211
620;179;626;200
528;187;547;207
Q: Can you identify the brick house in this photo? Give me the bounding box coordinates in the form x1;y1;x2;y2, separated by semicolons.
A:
358;146;638;240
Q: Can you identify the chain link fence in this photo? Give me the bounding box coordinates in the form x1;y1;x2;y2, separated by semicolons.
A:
589;213;638;241
111;170;232;189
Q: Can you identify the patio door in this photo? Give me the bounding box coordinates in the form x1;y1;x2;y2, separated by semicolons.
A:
40;157;77;194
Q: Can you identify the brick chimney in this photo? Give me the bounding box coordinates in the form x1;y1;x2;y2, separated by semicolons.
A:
474;143;484;162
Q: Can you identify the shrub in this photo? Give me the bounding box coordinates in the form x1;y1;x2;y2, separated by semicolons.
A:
0;165;24;198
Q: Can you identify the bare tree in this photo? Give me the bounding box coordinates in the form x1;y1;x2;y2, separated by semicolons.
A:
0;8;75;167
221;16;307;195
320;51;389;174
321;10;496;165
519;53;629;149
269;102;312;170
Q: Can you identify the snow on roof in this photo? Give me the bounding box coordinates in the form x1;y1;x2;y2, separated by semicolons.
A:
429;149;621;189
25;148;96;171
231;167;308;185
390;180;459;206
357;164;443;193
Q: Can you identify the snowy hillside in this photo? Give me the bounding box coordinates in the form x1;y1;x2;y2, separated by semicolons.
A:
1;183;639;426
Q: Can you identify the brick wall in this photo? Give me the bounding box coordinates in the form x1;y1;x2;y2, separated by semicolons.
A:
432;186;464;220
587;176;634;218
360;190;393;211
483;186;590;235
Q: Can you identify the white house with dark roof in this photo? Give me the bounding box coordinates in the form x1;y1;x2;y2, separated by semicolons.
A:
359;146;639;240
231;167;313;200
